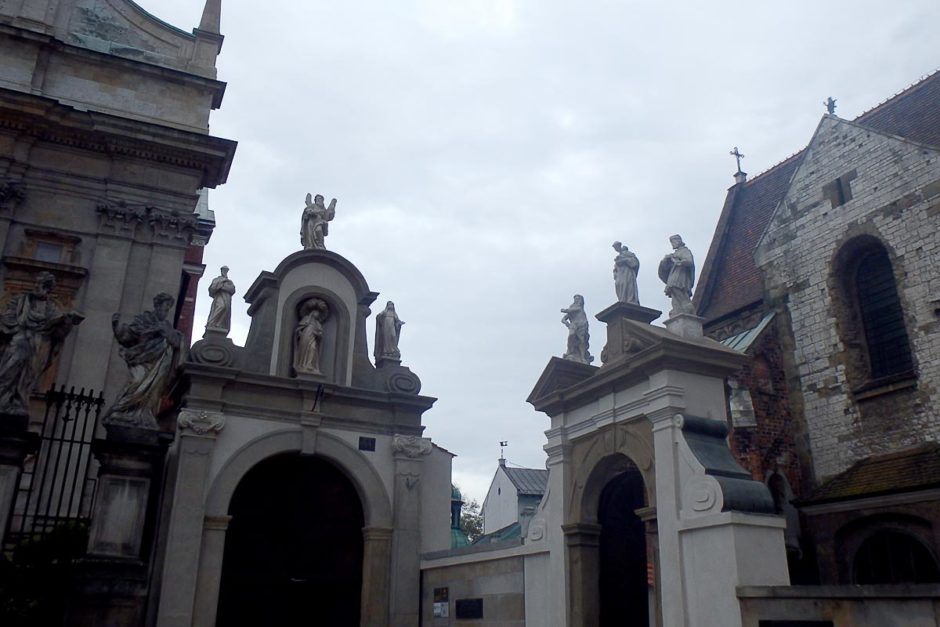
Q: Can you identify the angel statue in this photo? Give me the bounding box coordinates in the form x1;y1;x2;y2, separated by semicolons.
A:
300;192;337;250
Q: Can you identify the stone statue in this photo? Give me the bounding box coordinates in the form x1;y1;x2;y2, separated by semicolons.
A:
104;293;182;429
300;193;336;250
0;272;83;421
205;265;235;334
612;241;640;304
561;294;593;364
658;234;696;316
293;297;329;375
374;301;404;362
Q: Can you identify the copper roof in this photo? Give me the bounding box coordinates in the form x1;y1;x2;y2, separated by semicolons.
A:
695;70;940;324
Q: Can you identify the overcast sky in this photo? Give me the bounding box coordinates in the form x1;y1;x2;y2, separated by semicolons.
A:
142;0;940;503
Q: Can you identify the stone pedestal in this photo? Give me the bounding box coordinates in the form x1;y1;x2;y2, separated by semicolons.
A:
0;426;40;546
663;312;705;339
68;431;171;627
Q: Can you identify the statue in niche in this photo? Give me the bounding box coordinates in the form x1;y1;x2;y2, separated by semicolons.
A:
104;293;182;429
205;265;235;335
658;234;696;316
561;294;593;364
0;272;83;420
294;297;329;375
300;193;336;250
612;241;640;305
374;301;404;362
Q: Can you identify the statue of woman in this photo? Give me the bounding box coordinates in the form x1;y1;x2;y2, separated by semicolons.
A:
0;272;83;421
374;301;404;362
104;293;182;429
205;265;235;334
612;241;640;304
561;294;593;364
293;298;329;375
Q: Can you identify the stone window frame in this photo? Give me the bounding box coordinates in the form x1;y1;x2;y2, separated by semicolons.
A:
829;234;917;399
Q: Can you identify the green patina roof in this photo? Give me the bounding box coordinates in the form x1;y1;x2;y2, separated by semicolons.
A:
451;527;470;549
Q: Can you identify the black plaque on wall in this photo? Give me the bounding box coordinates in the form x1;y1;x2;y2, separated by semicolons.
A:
455;598;483;619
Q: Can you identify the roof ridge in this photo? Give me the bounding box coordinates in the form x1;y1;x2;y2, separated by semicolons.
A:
741;149;806;187
854;68;940;123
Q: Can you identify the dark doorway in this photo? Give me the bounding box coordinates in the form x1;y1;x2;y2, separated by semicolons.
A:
217;455;365;627
598;468;649;627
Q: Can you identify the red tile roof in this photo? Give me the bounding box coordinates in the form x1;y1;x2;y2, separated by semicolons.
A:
695;70;940;324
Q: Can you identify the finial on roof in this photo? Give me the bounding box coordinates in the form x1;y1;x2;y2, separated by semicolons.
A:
730;146;747;184
198;0;222;34
824;97;837;115
499;441;508;466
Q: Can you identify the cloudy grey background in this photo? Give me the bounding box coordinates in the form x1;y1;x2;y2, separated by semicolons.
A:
142;0;940;503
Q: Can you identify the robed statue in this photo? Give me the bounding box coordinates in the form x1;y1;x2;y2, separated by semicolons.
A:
300;193;336;250
0;272;83;421
205;265;235;335
374;301;404;363
561;294;593;364
103;293;182;429
294;297;329;375
658;234;696;316
612;241;640;305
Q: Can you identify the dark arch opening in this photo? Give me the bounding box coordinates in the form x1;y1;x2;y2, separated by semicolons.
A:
853;529;940;585
598;468;649;627
217;454;365;627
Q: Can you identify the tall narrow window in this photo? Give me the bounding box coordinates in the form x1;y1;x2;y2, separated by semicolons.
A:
854;247;913;379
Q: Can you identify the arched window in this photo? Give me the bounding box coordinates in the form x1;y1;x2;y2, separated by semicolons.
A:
831;237;914;387
853;530;940;585
854;247;913;379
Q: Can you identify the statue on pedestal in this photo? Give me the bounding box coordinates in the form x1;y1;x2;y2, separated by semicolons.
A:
561;294;593;364
0;272;83;420
375;301;404;363
205;265;235;335
612;241;640;305
104;293;182;429
658;234;696;316
294;297;329;375
300;193;336;250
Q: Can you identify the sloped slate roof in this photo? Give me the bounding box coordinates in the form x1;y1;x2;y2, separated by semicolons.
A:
804;443;940;504
695;69;940;324
503;467;549;496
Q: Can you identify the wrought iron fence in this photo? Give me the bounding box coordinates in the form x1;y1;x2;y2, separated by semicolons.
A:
4;385;104;549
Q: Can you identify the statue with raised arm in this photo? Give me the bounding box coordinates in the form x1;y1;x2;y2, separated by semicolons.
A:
0;272;83;422
561;294;593;364
205;265;235;335
294;297;329;375
103;293;182;429
375;301;404;362
658;234;696;316
612;241;640;305
300;193;337;250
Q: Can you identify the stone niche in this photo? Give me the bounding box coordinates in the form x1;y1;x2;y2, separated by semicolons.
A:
241;249;374;385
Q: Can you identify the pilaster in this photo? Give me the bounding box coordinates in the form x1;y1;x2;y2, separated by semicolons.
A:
390;434;431;627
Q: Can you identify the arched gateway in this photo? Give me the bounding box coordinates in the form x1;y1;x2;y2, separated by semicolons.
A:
154;245;449;627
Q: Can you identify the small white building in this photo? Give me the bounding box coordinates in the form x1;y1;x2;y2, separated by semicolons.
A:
481;459;548;537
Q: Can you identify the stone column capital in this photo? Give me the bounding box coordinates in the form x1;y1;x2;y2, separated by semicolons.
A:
391;434;432;459
178;409;225;436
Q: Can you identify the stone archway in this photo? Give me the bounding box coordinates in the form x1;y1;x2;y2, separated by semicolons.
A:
563;420;658;627
216;454;365;627
192;429;393;627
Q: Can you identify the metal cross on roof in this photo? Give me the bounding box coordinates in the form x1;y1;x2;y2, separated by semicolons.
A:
824;97;837;114
730;146;745;173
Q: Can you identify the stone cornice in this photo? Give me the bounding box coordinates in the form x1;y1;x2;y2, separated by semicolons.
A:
530;334;746;416
0;88;236;188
